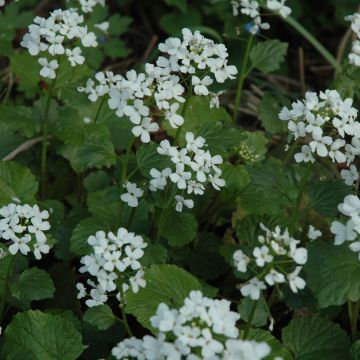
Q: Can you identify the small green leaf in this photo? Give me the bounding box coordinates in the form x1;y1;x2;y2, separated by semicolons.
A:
238;297;268;327
221;163;250;192
0;161;38;206
161;210;197;247
11;267;55;308
108;15;133;36
3;310;83;360
282;316;351;360
250;40;288;73
259;94;287;134
164;0;187;12
83;305;116;330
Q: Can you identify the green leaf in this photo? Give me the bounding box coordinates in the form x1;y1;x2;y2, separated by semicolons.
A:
351;341;360;360
250;40;288;73
305;241;360;307
238;297;268;327
238;131;268;163
141;243;168;267
221;163;250;192
125;264;208;331
83;305;116;330
161;210;197;247
282;316;351;360
248;328;293;360
160;7;202;35
104;38;131;59
136;143;172;177
3;310;83;360
308;180;350;217
259;94;287;134
164;0;187;12
0;161;38;206
10;267;55;308
108;15;133;36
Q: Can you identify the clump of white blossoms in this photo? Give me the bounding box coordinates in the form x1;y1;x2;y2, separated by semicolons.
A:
78;28;237;143
111;290;272;360
279;90;360;185
120;181;144;208
346;13;360;67
150;132;225;212
78;71;122;102
231;0;291;35
0;203;51;259
21;8;98;79
77;227;147;307
330;194;360;260
233;224;308;300
77;0;105;13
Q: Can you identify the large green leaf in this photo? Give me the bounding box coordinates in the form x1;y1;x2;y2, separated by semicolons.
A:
11;267;55;308
250;40;288;73
3;310;83;360
0;161;38;205
282;316;351;360
259;94;287;134
125;264;209;331
83;305;116;331
305;241;360;307
308;180;349;217
221;163;250;192
161;210;197;247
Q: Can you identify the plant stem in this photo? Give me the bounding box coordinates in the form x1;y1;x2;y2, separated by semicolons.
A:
0;256;15;325
93;97;106;123
155;207;168;243
242;299;258;339
290;163;313;232
174;82;193;145
40;79;56;199
349;300;360;341
284;16;341;72
119;285;133;337
283;138;301;166
120;140;133;185
233;35;254;123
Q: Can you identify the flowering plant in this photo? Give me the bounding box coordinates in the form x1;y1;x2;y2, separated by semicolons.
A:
0;0;360;359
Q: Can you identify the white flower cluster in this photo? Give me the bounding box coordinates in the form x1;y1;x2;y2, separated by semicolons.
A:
0;204;51;259
78;28;236;143
150;132;225;212
78;71;122;102
331;195;360;259
279;90;360;184
77;0;105;13
231;0;291;35
21;8;98;79
76;227;147;307
0;0;4;8
112;290;272;360
346;13;360;66
233;224;307;300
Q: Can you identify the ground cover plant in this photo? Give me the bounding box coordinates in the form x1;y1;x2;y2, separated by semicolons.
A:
1;0;360;359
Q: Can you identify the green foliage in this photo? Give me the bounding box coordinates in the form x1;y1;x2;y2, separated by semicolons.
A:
83;305;117;330
282;316;351;359
2;310;84;360
125;264;211;331
250;40;288;73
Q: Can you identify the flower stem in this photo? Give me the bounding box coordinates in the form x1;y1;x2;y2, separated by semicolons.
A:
174;82;193;145
242;299;258;339
40;79;56;199
349;300;360;341
233;35;254;123
0;256;15;325
119;285;133;337
93;97;106;123
284;16;341;72
120;140;134;186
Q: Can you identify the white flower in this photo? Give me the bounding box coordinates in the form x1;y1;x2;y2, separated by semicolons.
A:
241;278;266;300
192;75;213;96
253;245;273;267
287;266;306;293
294;145;315;163
307;225;322;240
265;269;285;286
38;58;59;79
233;249;250;272
94;21;109;32
224;339;271;360
175;195;194;212
76;283;86;299
330;220;357;245
165;103;184;128
266;0;292;18
288;241;308;265
169;163;191;189
8;235;31;256
341;164;359;186
66;47;85;66
123;99;150;125
120;182;144;207
132;117;159;143
149;168;172;192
